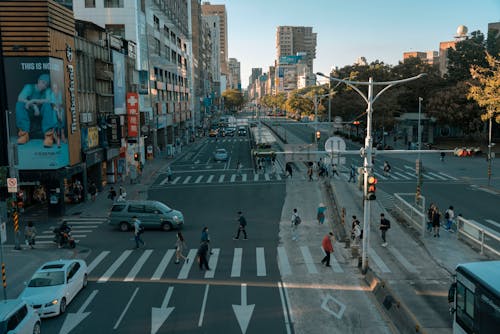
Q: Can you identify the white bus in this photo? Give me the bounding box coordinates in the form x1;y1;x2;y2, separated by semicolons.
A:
449;261;500;334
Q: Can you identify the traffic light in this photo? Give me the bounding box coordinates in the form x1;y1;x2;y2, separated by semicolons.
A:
134;153;139;161
353;121;360;126
316;131;321;141
367;175;377;200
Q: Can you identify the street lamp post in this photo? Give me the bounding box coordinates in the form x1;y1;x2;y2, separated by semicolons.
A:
317;72;426;273
416;97;423;204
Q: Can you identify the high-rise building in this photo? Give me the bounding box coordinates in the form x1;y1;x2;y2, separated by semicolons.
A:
228;58;241;90
202;2;228;76
403;51;439;65
276;26;317;71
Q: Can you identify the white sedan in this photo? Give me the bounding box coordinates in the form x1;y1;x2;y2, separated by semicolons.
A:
21;259;88;318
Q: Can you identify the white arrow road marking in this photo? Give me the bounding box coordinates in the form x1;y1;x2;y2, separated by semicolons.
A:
232;284;255;334
321;294;346;319
151;287;175;334
59;290;98;334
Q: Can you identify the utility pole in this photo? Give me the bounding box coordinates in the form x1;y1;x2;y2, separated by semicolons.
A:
317;72;426;273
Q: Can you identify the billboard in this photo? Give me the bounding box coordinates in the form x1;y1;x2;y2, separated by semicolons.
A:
4;57;69;169
127;93;139;137
112;50;126;115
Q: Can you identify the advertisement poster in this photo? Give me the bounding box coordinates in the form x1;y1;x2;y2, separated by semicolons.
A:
3;57;69;169
112;50;126;115
126;92;139;137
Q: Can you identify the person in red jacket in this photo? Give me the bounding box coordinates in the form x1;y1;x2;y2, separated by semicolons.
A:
321;232;335;267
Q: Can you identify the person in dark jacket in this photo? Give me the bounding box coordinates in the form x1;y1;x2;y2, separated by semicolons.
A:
197;241;210;271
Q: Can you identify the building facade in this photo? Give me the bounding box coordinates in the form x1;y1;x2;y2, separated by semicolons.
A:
228;58;241;90
276;26;317;72
201;2;227;77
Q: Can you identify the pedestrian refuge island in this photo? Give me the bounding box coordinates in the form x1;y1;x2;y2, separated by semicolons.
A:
393;193;500;257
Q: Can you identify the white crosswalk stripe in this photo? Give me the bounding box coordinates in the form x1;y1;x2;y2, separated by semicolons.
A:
206;175;214;183
86;245;407;281
155;172;285;186
195;175;203;183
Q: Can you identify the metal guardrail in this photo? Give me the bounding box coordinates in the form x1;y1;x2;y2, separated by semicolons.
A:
394;193;500;257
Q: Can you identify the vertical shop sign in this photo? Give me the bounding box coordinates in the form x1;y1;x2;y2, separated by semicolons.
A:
126;93;139;137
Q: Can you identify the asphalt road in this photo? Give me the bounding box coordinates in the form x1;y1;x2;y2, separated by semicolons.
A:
40;132;288;334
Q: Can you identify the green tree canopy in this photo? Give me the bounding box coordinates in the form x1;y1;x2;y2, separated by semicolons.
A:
222;89;244;111
447;31;488;83
468;52;500;123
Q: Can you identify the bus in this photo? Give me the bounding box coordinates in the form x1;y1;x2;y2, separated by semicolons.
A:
449;261;500;334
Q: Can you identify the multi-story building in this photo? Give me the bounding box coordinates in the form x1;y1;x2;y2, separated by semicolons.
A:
201;2;228;77
73;0;193;162
403;51;439;65
228;58;241;90
276;26;317;72
202;14;221;110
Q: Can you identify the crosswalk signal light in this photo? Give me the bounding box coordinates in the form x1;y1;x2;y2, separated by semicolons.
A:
134;153;139;161
367;175;377;200
316;131;321;140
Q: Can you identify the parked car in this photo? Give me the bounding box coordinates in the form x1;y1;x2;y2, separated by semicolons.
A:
108;200;184;232
21;259;88;318
237;127;247;136
213;148;229;161
0;298;41;334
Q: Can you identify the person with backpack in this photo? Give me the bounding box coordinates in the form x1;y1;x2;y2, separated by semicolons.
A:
444;206;455;232
432;206;441;238
197;241;211;271
317;203;326;224
233;211;248;240
291;208;301;241
379;213;391;247
24;221;37;249
132;216;145;249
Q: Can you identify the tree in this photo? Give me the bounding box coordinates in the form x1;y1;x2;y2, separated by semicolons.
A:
222;89;244;111
447;31;488;83
468;52;500;124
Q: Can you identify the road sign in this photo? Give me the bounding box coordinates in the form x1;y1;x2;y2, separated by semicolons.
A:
7;178;17;193
324;137;346;153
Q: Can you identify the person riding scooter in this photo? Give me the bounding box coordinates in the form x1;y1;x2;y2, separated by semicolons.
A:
53;221;75;248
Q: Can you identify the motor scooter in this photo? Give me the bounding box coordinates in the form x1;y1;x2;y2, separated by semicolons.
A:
53;227;76;248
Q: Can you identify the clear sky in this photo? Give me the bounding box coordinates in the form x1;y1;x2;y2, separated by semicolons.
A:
214;0;500;87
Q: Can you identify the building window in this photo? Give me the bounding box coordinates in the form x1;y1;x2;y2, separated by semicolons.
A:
105;24;125;39
164;25;170;36
154;38;160;55
85;0;95;7
104;0;124;8
154;16;160;31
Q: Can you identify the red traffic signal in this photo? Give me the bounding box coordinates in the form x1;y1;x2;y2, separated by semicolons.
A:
353;121;360;126
367;175;377;200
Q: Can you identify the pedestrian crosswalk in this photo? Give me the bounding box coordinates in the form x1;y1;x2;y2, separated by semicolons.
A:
153;171;285;188
85;244;409;282
35;217;108;247
209;138;249;142
343;164;460;182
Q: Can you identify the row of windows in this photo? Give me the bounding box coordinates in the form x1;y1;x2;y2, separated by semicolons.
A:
85;0;124;8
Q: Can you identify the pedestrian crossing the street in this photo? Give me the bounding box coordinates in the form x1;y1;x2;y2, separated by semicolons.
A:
152;171;285;188
86;244;408;282
342;164;460;182
35;217;108;247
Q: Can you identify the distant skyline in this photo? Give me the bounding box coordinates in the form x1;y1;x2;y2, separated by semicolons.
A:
213;0;500;87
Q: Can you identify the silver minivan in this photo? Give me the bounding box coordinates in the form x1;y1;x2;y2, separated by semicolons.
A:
108;200;184;232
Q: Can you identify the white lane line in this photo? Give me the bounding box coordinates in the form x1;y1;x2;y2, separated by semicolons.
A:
230;174;236;182
205;248;220;279
278;247;291;276
393;172;411;180
88;251;110;274
404;172;416;178
423;173;436;180
368;248;391;273
427;172;447;180
486;219;500;229
438;172;458;180
124;249;153;281
254;174;259;181
231;248;243;277
218;175;225;183
278;282;292;334
113;287;139;330
159;176;170;185
404;165;416;172
182;176;192;184
206;175;214;183
177;249;197;279
265;173;270;181
373;172;387;180
471;185;498;195
37;234;87;239
256;247;267;277
195;175;203;183
326;249;343;273
172;176;181;184
151;249;175;280
198;284;210;327
242;174;247;182
387;246;417;273
300;246;318;274
98;250;133;283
